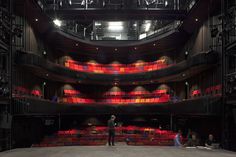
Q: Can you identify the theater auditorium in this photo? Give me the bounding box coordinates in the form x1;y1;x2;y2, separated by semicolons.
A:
0;0;236;156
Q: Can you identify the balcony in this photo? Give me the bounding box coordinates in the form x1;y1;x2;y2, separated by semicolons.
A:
16;50;219;85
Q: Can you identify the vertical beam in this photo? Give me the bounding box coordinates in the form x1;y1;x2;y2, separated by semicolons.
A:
221;0;228;149
170;114;173;131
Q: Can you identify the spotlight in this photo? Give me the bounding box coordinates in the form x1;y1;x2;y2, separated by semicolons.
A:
195;18;199;22
53;19;62;27
35;18;38;22
165;0;168;7
59;0;63;7
68;0;72;5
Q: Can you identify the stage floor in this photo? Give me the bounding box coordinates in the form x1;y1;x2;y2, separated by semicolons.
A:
0;145;236;157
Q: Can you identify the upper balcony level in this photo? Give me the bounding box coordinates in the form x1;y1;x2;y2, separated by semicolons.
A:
16;50;219;85
64;57;170;74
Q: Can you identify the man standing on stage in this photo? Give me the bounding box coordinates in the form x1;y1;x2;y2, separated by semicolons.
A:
107;115;116;146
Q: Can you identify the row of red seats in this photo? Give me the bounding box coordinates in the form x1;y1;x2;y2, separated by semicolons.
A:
13;86;42;97
191;85;222;98
63;97;95;104
65;59;169;74
205;84;222;95
63;89;168;97
62;94;170;104
101;95;170;104
64;89;80;96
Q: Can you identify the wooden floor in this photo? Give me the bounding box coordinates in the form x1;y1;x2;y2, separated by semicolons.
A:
0;145;236;157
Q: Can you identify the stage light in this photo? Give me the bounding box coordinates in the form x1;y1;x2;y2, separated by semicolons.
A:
96;47;99;50
165;1;168;7
115;48;118;51
35;18;38;22
68;0;72;5
185;82;189;86
75;43;79;47
195;18;199;22
53;19;62;27
95;22;101;26
43;82;46;86
145;23;151;32
43;51;47;55
59;0;63;7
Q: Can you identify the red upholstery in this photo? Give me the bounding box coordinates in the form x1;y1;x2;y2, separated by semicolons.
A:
64;89;80;96
64;59;169;74
31;90;42;97
32;126;181;147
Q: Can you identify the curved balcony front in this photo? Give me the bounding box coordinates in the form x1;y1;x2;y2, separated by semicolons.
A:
16;50;219;84
12;95;221;115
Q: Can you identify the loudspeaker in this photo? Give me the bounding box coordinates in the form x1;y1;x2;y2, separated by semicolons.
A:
0;113;12;129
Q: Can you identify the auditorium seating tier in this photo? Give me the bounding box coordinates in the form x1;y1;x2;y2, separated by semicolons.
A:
32;126;186;147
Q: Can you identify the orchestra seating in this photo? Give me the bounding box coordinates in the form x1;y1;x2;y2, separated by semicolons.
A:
32;126;185;147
